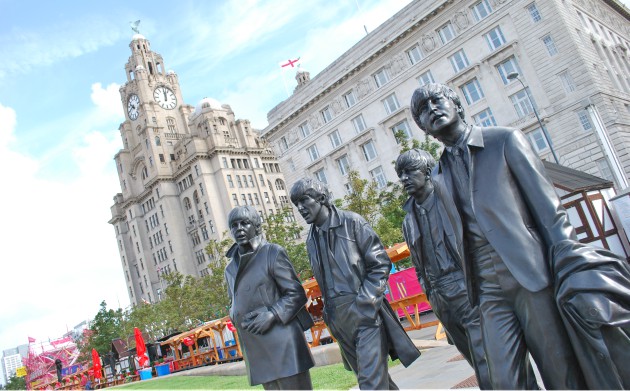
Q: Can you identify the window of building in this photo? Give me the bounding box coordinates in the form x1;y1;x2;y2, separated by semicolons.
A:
166;117;176;132
275;179;285;190
391;119;412;143
438;22;456;44
241;194;247;205
321;106;333;124
407;45;423;65
559;70;576;93
527;128;549;152
352;114;367;133
314;168;328;184
510;89;535;118
329;130;342;148
254;193;260;205
370;166;387;189
227;175;234;188
484;26;506;51
264;192;270;203
337;155;350;175
362;140;378;161
299;121;312;138
460;78;485;105
232;194;239;206
449;49;469;73
248;175;255;187
472;108;497;127
259;174;265;186
417;70;435;86
208;220;215;233
496;56;521;84
471;0;493;22
383;93;400;115
307;144;319;161
236;176;243;188
527;3;542;22
577;110;593;131
279;136;288;151
542;34;558;56
373;68;390;88
343;90;357;108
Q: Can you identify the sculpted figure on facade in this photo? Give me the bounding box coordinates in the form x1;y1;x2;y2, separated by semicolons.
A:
355;78;373;99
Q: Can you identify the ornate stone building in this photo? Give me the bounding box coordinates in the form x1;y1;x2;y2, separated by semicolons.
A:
262;0;630;200
109;34;289;305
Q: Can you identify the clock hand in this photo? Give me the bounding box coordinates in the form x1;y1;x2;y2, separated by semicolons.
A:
163;90;168;101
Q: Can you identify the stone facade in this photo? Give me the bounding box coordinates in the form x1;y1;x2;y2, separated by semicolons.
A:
262;0;630;202
109;35;290;305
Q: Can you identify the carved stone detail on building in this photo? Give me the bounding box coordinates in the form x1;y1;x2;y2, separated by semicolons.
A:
422;34;436;53
356;78;373;99
389;53;408;76
287;128;300;144
330;98;344;115
308;113;321;130
453;11;470;31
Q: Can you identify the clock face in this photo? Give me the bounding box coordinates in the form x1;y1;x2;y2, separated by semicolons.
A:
154;86;177;109
127;94;140;120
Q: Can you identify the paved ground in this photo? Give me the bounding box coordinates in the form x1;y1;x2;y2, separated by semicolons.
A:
175;311;480;389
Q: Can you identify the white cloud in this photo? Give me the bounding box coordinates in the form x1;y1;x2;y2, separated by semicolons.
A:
0;100;127;351
0;17;124;79
91;82;124;120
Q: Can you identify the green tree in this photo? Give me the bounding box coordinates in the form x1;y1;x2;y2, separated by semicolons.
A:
263;207;312;280
4;375;26;390
78;301;124;361
203;234;234;319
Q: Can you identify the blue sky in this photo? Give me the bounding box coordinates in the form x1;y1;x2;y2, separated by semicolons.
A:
0;0;414;367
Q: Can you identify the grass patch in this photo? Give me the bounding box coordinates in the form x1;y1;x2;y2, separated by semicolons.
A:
114;363;359;390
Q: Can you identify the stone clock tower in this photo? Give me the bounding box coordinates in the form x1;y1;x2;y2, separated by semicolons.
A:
109;34;291;306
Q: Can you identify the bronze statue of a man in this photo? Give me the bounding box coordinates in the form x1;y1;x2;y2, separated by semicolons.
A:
396;148;494;389
410;83;585;389
225;205;314;389
290;178;420;390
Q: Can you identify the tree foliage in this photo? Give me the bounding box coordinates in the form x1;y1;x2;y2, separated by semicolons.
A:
4;375;26;390
263;207;312;280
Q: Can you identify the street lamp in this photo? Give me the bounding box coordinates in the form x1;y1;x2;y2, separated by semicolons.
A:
507;71;560;164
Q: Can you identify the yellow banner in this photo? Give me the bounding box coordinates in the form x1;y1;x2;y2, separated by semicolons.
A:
15;366;27;377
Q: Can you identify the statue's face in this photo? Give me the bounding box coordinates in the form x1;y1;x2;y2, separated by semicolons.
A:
295;194;325;225
417;93;461;142
230;217;257;247
398;167;427;197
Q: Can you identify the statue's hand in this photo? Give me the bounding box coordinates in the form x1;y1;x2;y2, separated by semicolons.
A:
242;308;276;335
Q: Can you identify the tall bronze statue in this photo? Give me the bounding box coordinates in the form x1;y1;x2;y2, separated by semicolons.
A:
396;148;493;389
225;206;314;390
410;83;585;389
411;82;630;389
290;178;420;390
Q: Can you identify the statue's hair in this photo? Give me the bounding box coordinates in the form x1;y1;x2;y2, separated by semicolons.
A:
227;206;262;234
290;178;331;207
410;83;465;130
395;149;436;178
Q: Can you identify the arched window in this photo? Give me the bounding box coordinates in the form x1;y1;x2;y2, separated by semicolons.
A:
183;197;192;211
193;190;200;205
155;136;161;146
275;179;286;190
166;117;176;132
141;166;148;180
